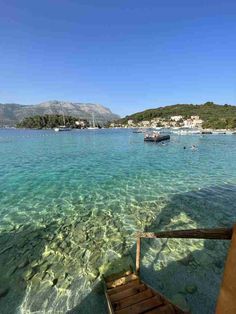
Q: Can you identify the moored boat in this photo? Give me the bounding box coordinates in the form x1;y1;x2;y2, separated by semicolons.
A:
144;132;170;142
211;131;226;135
54;126;71;132
88;113;99;129
54;105;72;132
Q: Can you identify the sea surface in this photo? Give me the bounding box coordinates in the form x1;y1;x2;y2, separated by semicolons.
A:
0;129;236;314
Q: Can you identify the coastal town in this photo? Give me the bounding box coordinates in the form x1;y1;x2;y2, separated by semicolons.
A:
111;115;204;129
110;102;236;132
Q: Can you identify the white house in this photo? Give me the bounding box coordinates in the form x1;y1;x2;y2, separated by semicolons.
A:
151;118;161;123
184;119;193;128
171;115;183;122
141;120;151;127
183;117;203;128
192;118;203;128
191;115;200;120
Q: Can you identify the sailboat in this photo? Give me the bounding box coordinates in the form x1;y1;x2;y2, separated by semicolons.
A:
87;113;99;130
54;107;72;132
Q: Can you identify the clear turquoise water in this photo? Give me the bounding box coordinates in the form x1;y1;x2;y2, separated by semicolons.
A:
0;129;236;313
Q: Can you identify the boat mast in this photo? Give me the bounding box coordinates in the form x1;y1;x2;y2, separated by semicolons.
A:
60;103;66;126
63;112;66;126
92;113;96;128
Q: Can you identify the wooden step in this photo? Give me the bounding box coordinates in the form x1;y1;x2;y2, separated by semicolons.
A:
114;295;164;314
108;279;140;295
104;271;188;314
105;270;132;283
110;283;147;303
113;288;154;311
106;273;139;289
145;304;176;314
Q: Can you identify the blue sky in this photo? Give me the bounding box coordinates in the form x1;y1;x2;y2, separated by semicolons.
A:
0;0;235;116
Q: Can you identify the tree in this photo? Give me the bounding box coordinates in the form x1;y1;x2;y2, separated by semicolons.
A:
16;115;89;129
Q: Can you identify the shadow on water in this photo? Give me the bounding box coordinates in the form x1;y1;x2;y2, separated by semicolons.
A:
0;184;235;314
68;184;236;314
137;184;236;313
0;222;59;314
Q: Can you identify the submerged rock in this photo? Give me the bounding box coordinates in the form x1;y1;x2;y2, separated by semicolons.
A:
18;258;29;269
193;251;213;266
214;259;224;269
185;284;198;294
22;268;33;281
30;260;39;268
171;293;190;311
0;288;9;298
178;253;194;266
52;278;58;287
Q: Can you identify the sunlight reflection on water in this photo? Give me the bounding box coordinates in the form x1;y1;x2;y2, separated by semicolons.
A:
0;129;236;313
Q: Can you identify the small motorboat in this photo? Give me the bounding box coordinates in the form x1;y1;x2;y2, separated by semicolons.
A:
144;132;170;142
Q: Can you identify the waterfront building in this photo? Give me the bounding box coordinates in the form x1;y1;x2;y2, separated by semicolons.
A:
171;115;183;122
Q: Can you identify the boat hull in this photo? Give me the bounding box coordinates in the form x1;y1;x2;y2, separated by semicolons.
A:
54;127;71;132
144;135;170;142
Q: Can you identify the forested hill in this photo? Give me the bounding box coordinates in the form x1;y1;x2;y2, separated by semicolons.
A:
16;115;89;129
117;102;236;129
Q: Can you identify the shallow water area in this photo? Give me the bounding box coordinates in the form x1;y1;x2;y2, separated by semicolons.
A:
0;129;236;313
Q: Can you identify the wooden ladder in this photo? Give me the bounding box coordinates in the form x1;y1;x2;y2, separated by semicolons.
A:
104;227;233;314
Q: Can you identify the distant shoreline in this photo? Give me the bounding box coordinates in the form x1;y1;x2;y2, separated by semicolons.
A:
108;126;236;133
1;126;236;134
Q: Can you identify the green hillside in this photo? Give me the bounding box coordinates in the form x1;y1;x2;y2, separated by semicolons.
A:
117;102;236;129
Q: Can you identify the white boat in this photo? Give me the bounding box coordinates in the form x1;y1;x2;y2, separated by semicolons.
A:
212;131;226;135
174;129;189;135
190;130;201;134
174;128;201;135
54;126;71;132
54;106;72;132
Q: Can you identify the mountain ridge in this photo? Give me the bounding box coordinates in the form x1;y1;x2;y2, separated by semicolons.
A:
0;101;120;126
